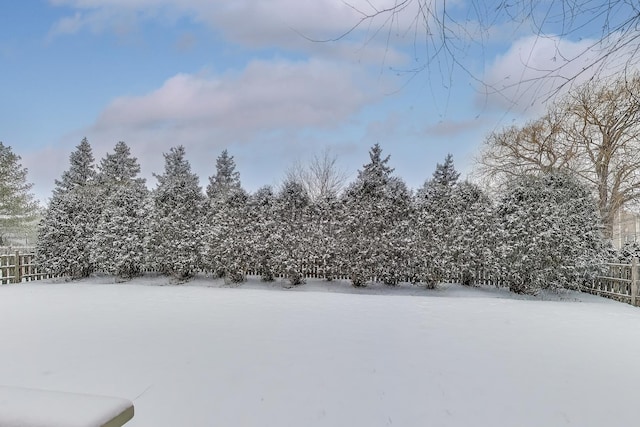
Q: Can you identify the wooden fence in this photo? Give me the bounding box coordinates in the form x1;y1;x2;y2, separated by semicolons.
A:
0;248;54;285
2;247;639;307
580;259;640;307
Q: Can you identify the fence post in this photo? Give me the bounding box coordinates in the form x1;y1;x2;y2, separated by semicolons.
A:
0;254;5;285
14;251;21;284
632;258;638;307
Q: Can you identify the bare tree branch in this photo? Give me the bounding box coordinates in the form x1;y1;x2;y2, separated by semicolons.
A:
285;147;348;202
318;1;640;105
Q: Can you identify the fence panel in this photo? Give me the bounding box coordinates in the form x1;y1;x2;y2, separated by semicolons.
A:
0;249;55;284
580;260;640;307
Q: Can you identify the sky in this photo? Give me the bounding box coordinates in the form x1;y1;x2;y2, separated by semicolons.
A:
1;0;635;202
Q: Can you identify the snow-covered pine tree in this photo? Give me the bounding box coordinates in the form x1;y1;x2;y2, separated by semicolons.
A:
36;195;73;275
146;146;203;280
202;149;249;282
54;137;97;195
95;141;143;188
206;149;241;199
378;176;413;286
496;171;607;294
247;186;277;281
308;193;341;281
449;181;496;286
90;185;149;279
0;142;39;244
204;187;251;283
273;179;313;286
89;142;148;279
413;154;460;286
339;143;400;287
432;153;460;186
36;138;98;278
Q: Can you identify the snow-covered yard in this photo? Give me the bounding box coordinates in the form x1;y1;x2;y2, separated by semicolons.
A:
0;277;639;427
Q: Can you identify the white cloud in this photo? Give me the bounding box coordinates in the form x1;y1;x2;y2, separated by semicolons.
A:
95;58;378;136
48;0;395;37
47;0;417;66
48;11;85;35
479;33;640;115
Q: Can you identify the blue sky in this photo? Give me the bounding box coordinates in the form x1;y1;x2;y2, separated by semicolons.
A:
1;1;633;202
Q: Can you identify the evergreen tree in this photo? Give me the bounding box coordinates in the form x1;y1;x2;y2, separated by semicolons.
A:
339;144;401;287
378;176;413;285
358;143;394;191
273;179;313;285
247;186;277;281
89;142;148;279
54;137;96;195
36;193;85;276
36;138;98;278
0;142;39;244
431;153;460;186
203;187;251;283
413;155;461;286
413;177;496;289
146;146;203;280
90;185;149;279
202;149;247;281
449;181;496;286
206;149;241;199
308;194;341;281
496;172;607;294
96;141;143;187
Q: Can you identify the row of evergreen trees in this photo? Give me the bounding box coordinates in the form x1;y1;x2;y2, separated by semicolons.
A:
36;139;608;294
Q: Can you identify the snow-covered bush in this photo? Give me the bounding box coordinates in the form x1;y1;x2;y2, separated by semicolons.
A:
617;241;640;263
496;172;607;294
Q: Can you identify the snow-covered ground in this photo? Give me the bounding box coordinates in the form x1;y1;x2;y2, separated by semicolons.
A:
0;276;639;427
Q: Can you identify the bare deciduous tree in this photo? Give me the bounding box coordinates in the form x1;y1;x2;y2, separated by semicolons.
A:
476;109;578;188
477;74;640;238
285;147;348;201
561;75;640;237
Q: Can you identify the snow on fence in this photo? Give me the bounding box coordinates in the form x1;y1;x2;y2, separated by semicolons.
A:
0;248;54;285
580;259;640;307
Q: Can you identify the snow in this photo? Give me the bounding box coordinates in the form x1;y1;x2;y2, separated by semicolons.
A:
0;277;639;427
0;386;133;427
